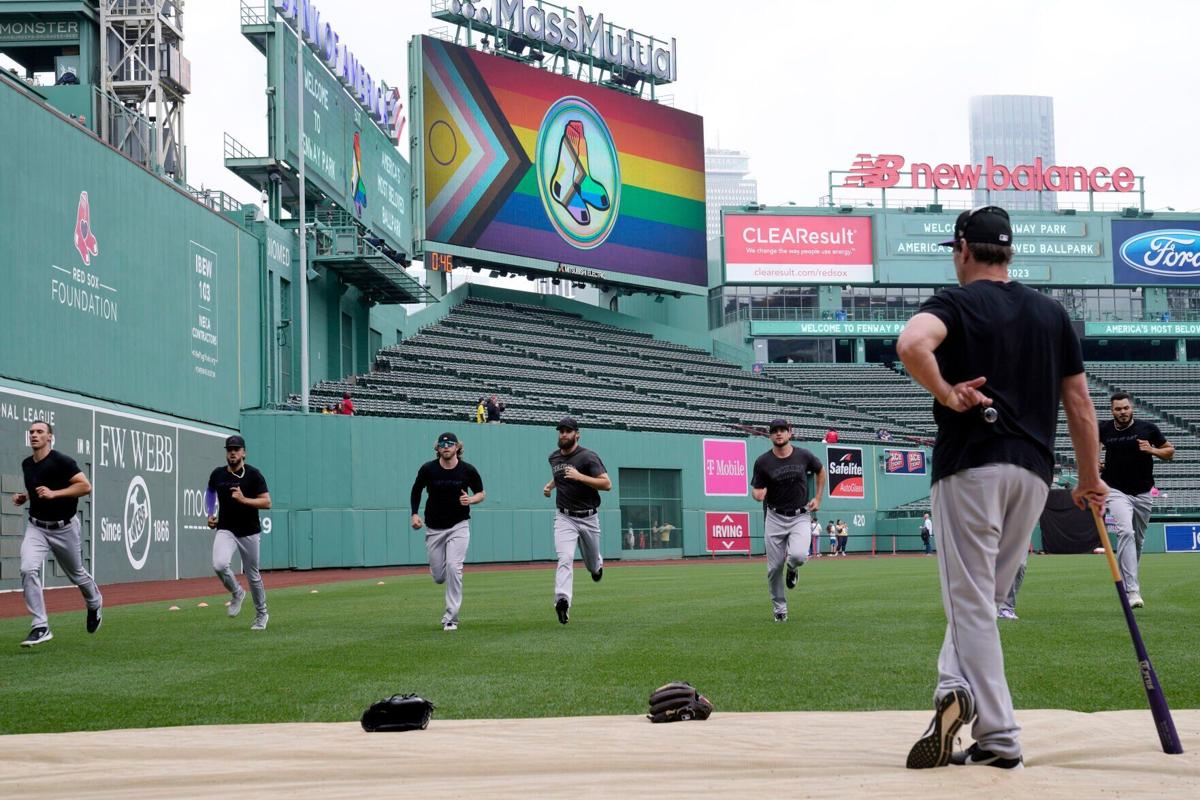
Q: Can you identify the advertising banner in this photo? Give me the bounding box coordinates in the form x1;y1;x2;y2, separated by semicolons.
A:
417;36;707;287
0;385;231;591
1111;220;1200;286
826;446;865;499
1164;524;1200;553
724;215;873;284
705;512;751;554
702;439;748;496
883;448;926;476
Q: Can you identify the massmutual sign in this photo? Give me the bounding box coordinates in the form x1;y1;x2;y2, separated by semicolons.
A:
441;0;678;82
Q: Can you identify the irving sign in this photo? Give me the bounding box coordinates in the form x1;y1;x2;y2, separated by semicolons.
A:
844;154;1136;193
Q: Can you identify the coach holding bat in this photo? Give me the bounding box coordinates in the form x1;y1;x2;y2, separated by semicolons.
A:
897;206;1107;770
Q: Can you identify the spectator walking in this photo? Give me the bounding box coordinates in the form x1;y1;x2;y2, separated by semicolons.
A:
921;512;934;555
475;397;486;424
485;394;506;423
810;516;822;558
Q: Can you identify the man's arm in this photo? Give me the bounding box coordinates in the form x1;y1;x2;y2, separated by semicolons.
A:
897;313;992;411
1139;432;1174;461
569;471;611;491
1062;372;1108;510
231;489;271;509
35;471;91;500
806;467;826;512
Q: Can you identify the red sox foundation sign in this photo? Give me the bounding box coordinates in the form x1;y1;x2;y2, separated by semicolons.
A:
844;154;1136;193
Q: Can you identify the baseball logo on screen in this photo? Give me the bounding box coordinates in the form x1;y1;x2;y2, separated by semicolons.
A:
123;475;153;570
535;97;620;249
827;447;865;499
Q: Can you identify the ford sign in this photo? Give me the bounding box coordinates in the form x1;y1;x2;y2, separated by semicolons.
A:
1119;229;1200;277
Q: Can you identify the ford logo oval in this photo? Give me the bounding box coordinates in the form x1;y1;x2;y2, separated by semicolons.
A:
1119;229;1200;277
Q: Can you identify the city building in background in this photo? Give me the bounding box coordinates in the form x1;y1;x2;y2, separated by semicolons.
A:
705;147;758;239
969;95;1056;211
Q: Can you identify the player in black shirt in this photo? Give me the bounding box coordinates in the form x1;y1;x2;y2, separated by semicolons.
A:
12;420;103;647
898;206;1107;770
750;419;825;622
206;435;272;630
411;431;485;631
1099;392;1173;608
543;417;610;624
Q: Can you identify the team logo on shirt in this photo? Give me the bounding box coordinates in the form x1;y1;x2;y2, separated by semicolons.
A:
123;476;153;570
827;447;865;499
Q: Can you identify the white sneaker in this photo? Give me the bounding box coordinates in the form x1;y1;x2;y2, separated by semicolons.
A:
1128;592;1144;609
443;621;458;632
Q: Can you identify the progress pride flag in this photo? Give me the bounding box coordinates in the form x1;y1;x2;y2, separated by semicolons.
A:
724;215;874;284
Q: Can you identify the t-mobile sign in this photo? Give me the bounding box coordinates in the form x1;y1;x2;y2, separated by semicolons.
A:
706;512;751;554
702;438;748;496
724;215;874;284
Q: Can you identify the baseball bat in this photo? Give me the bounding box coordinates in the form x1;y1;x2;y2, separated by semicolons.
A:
1089;505;1184;754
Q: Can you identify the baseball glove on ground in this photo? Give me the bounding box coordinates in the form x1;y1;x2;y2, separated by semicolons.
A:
361;694;436;732
647;681;713;723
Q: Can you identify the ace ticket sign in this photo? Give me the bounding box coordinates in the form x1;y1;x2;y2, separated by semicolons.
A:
705;512;750;554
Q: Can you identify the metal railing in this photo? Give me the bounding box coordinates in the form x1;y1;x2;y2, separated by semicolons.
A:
223;131;258;160
240;0;268;26
186;187;243;215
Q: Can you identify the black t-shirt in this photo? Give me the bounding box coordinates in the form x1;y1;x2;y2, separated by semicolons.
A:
22;450;85;521
1100;419;1166;495
207;464;269;536
919;280;1084;486
549;446;607;511
751;447;823;512
485;400;505;421
410;459;484;530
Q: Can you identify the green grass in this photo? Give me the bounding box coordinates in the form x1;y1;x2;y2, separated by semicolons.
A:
1;555;1196;734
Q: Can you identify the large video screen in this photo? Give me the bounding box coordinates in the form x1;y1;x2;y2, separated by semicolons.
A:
417;37;706;287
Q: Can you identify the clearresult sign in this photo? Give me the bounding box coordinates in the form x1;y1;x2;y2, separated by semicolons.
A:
724;215;874;284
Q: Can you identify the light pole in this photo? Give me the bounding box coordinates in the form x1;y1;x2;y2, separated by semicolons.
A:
295;17;309;414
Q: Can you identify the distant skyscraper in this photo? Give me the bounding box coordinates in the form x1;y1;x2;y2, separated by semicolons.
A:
969;95;1056;211
705;147;758;239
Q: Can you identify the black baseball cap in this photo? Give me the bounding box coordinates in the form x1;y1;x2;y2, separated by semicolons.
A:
556;417;579;431
225;435;246;450
768;418;790;431
436;432;458;445
939;206;1013;247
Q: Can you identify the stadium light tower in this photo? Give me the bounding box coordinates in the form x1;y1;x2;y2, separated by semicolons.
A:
98;1;189;181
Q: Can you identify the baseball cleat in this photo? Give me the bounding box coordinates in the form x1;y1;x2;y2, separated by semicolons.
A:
773;611;787;622
591;567;603;583
86;605;103;633
997;608;1019;620
906;688;975;769
228;588;246;618
1128;592;1144;609
950;743;1024;769
20;627;53;647
443;621;458;632
555;597;570;625
786;566;798;589
250;613;269;631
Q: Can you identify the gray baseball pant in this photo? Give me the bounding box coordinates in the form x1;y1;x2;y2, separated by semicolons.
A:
997;551;1028;615
1107;489;1152;595
426;520;470;625
554;512;602;606
931;463;1048;759
20;517;102;630
765;510;810;615
212;530;267;616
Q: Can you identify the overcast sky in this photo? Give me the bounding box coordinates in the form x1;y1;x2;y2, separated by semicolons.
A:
185;0;1199;212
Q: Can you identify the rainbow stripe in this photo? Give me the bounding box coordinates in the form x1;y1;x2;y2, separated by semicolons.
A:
421;38;707;286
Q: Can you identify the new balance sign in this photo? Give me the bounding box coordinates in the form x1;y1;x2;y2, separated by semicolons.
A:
706;512;750;554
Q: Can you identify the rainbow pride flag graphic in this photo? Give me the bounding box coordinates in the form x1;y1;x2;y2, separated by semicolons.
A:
420;37;706;286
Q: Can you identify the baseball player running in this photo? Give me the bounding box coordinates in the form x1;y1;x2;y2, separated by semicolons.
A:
13;420;103;647
898;205;1106;770
410;431;485;631
543;417;610;624
207;435;272;631
750;419;825;622
1099;392;1173;609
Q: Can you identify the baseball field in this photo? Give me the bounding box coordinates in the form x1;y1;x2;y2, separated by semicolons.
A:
2;554;1197;734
